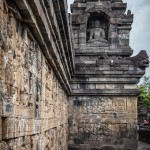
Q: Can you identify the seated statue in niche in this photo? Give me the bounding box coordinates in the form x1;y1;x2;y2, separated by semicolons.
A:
88;20;108;44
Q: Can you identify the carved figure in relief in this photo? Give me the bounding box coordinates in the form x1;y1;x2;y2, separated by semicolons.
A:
78;123;111;142
96;52;111;65
80;97;111;114
88;20;107;43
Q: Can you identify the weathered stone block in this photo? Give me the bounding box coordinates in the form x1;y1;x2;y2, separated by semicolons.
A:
96;84;105;89
124;84;137;90
79;144;91;150
0;142;7;150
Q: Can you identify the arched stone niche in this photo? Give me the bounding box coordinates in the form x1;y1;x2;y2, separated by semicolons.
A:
76;7;120;50
86;12;109;43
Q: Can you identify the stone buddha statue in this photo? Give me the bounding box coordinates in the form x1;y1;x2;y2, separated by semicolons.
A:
88;20;108;44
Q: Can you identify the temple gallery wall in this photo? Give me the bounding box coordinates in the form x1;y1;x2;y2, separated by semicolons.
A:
0;0;149;150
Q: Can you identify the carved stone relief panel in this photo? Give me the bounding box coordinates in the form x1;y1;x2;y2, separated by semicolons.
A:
118;30;130;46
113;98;126;112
68;96;137;149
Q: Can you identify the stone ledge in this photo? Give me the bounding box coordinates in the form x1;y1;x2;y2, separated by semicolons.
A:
71;89;140;96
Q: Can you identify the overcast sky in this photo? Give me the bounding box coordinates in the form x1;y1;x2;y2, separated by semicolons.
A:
67;0;150;76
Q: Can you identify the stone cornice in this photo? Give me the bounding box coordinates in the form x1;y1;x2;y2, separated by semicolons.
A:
12;0;72;94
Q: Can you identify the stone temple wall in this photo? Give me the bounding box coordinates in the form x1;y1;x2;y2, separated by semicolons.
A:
68;96;137;150
0;1;68;149
0;0;149;150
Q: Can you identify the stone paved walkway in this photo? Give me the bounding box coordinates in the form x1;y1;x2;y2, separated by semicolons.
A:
138;141;150;150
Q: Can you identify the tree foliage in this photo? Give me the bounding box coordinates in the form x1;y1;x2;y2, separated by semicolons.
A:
138;76;150;109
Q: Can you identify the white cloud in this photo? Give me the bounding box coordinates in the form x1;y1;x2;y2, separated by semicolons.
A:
67;0;150;76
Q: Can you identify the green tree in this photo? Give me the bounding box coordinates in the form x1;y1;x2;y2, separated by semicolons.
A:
138;76;150;109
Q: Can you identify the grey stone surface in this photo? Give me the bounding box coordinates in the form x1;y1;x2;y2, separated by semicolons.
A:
138;141;150;150
0;0;149;150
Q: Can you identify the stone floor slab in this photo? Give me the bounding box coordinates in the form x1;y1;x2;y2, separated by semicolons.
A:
138;141;150;150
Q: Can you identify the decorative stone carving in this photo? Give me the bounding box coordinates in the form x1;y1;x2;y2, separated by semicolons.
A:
96;50;149;69
86;12;109;47
96;52;111;65
85;0;111;13
77;14;90;24
68;96;138;149
88;20;107;43
129;50;149;68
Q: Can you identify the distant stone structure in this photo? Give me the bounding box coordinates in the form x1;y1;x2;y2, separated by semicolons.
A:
0;0;149;150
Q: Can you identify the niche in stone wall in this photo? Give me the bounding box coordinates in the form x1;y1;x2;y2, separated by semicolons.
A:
86;13;109;45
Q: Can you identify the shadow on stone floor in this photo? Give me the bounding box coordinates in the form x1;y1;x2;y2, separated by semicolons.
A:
138;141;150;150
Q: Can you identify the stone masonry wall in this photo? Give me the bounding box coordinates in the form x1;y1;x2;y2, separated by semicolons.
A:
68;96;137;150
0;3;68;150
0;0;149;149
